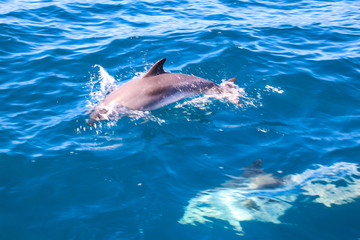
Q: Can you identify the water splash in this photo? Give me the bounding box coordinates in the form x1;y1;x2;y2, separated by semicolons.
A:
87;65;116;109
179;162;360;236
265;85;284;94
174;80;260;110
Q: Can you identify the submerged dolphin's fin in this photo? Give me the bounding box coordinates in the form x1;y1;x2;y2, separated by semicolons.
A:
243;159;284;189
242;159;265;178
143;58;167;78
223;159;283;189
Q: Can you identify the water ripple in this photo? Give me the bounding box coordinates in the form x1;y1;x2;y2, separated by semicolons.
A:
1;0;360;239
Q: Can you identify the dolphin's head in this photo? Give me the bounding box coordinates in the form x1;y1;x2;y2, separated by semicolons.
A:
87;107;109;126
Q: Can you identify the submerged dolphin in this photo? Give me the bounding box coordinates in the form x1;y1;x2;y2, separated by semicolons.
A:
88;58;239;125
180;159;287;235
179;161;360;235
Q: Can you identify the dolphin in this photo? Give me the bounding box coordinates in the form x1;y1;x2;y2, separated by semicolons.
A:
88;58;239;125
221;159;284;212
180;161;360;235
180;159;287;235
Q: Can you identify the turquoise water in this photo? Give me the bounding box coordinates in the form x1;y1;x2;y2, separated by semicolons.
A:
1;0;360;239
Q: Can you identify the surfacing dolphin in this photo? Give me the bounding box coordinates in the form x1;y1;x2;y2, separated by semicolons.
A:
88;58;239;126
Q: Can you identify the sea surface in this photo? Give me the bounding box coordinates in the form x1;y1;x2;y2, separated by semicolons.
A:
1;0;360;239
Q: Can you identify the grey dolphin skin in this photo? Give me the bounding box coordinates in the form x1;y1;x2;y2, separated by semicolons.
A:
223;159;284;190
88;58;239;126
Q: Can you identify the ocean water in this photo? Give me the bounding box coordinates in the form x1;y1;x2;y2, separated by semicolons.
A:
1;0;360;239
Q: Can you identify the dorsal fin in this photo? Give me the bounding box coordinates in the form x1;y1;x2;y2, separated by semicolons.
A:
242;159;265;178
143;58;167;78
248;159;263;169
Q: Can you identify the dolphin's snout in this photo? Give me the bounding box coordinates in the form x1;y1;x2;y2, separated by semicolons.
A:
88;108;109;126
87;119;97;126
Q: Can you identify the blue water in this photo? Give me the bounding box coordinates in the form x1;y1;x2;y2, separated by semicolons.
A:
1;0;360;239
